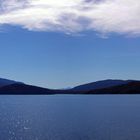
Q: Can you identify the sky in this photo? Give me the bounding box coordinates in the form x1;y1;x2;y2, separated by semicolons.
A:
0;0;140;89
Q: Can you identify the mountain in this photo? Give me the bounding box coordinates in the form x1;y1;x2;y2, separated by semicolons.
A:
72;79;134;91
0;78;139;95
0;78;23;87
86;81;140;94
0;83;55;95
0;78;75;95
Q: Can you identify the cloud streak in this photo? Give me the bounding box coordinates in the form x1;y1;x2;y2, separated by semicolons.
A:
0;0;140;36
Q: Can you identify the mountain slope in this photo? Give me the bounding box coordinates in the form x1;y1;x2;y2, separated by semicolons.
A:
0;83;55;95
86;81;140;94
0;78;22;87
72;79;134;91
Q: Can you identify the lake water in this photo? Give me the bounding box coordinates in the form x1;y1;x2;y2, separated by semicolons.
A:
0;95;140;140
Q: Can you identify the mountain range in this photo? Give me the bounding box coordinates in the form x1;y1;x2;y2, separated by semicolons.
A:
71;79;134;91
0;78;140;94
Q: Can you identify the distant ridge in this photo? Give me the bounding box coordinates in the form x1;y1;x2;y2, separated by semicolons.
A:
0;78;139;94
0;78;23;87
86;81;140;94
0;83;54;95
72;79;134;91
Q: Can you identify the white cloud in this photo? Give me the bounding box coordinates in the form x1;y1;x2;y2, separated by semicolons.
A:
0;0;140;36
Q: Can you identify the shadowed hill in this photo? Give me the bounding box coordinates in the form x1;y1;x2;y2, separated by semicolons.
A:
0;83;54;95
72;79;134;91
0;78;23;87
86;81;140;94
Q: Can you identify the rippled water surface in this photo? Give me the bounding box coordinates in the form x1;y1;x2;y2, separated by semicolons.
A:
0;95;140;140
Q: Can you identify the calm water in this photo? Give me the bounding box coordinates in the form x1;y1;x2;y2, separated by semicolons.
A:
0;95;140;140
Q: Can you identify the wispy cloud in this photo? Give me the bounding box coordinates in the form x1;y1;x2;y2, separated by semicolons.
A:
0;0;139;36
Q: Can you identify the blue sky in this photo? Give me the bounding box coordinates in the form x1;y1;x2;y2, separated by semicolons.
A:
0;0;140;88
0;27;140;88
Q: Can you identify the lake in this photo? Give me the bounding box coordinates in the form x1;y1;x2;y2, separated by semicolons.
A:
0;95;140;140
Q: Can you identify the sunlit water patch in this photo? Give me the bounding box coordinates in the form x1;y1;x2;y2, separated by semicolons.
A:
0;95;140;140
